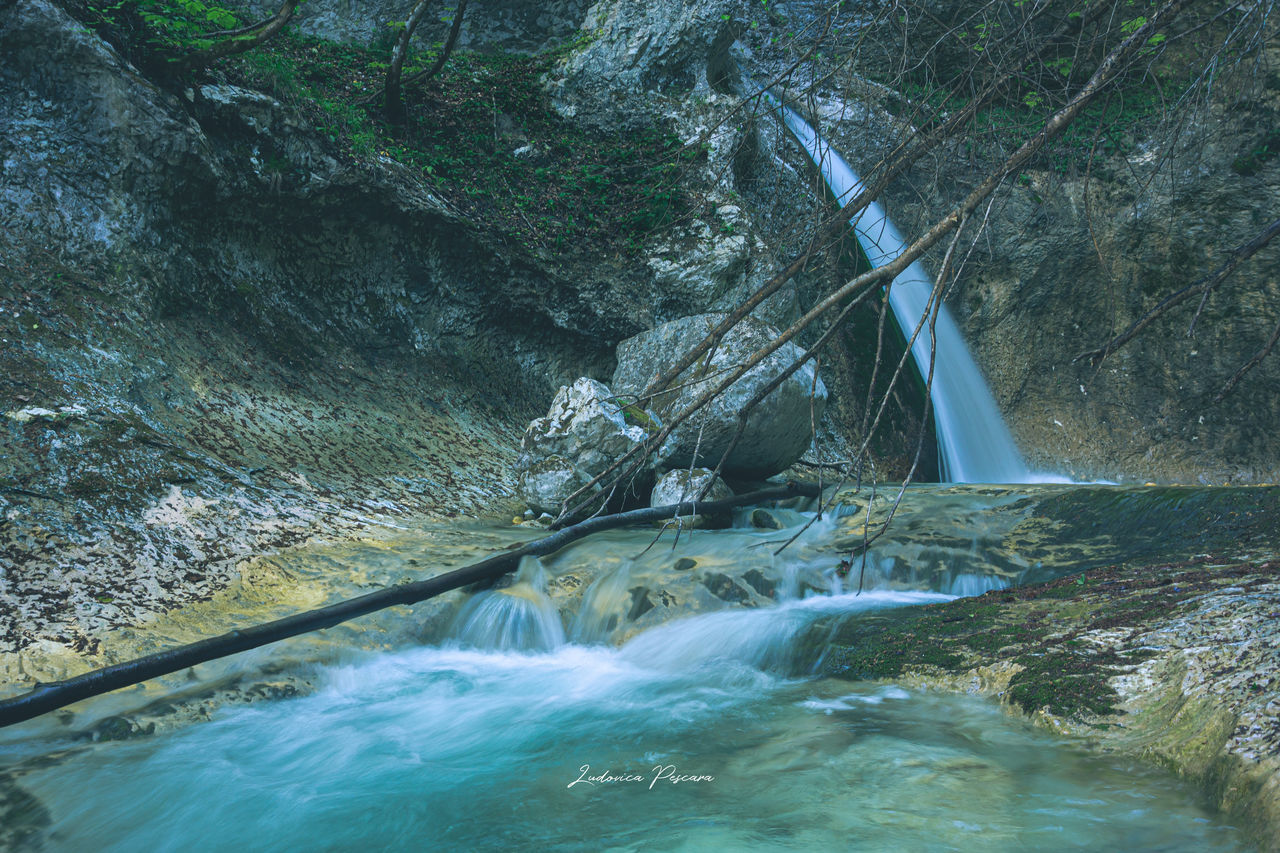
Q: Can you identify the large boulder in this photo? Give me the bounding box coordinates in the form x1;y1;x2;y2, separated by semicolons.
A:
516;377;658;476
612;314;827;475
649;467;733;528
516;455;603;518
515;377;662;516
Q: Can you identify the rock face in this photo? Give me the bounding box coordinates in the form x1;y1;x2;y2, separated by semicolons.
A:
0;0;603;649
0;0;611;393
613;314;828;475
515;377;660;515
546;0;740;131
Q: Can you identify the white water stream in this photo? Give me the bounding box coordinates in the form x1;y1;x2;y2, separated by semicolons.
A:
0;501;1250;850
769;94;1038;483
9;590;1244;851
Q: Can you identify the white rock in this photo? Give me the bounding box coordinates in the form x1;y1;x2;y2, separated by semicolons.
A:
5;405;88;423
650;467;733;528
516;455;603;519
517;377;659;479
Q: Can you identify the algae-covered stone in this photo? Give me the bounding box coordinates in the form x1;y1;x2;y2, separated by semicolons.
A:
612;313;827;476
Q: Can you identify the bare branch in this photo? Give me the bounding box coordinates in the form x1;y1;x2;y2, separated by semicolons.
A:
1075;216;1280;365
1213;315;1280;403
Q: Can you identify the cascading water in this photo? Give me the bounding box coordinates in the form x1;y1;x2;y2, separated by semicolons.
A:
0;497;1251;850
570;558;639;643
451;556;566;651
767;93;1034;483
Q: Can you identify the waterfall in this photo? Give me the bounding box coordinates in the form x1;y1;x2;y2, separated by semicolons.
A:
767;94;1033;483
450;556;566;651
570;559;638;644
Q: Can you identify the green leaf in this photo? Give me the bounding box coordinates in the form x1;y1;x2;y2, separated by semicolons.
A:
1120;16;1148;35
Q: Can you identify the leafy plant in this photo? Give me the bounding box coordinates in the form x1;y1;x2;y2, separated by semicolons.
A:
225;36;698;254
84;0;246;53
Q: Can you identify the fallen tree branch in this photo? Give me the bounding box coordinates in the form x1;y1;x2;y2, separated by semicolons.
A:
200;14;279;39
0;481;821;729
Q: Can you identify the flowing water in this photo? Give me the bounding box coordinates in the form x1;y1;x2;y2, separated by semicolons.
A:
768;95;1037;484
1;486;1262;851
6;603;1243;851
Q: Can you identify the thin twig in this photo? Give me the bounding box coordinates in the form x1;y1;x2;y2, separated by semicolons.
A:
1075;216;1280;364
1213;314;1280;403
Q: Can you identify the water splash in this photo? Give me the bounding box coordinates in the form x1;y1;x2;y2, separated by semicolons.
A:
450;556;566;651
618;590;953;673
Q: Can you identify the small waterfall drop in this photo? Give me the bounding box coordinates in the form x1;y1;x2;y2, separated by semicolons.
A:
948;573;1010;597
451;555;566;651
570;559;638;644
617;590;952;673
768;94;1033;483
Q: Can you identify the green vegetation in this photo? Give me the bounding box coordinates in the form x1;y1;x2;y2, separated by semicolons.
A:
68;4;700;256
892;74;1180;176
859;0;1254;178
1232;127;1280;176
232;38;700;254
75;0;248;66
618;401;661;433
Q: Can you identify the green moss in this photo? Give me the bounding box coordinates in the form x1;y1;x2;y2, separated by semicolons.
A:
1007;651;1115;716
1231;127;1280;176
620;403;660;433
822;553;1280;721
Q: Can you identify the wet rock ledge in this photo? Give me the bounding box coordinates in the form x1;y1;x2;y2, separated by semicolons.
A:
814;553;1280;850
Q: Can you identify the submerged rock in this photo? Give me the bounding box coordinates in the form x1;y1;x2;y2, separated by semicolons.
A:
613;313;828;475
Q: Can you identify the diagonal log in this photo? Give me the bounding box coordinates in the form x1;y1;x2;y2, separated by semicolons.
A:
0;482;821;729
